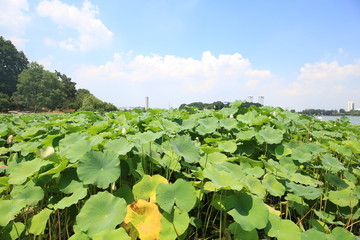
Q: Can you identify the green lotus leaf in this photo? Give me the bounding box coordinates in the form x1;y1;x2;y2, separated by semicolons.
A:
243;166;264;178
262;174;285;197
285;193;310;216
156;178;197;213
53;186;88;209
68;231;91;240
0;199;26;226
228;222;259;240
171;135;200;163
244;175;266;198
133;131;162;144
133;174;168;203
301;228;326;240
343;140;360;154
236;129;256;140
265;212;301;240
160;119;181;133
29;208;53;235
313;210;344;226
203;162;245;191
291;148;312;163
238;111;268;125
7;158;52;185
10;181;44;206
328;188;358;208
328;227;356;240
103;138;134;156
76;191;127;236
219;118;238;130
92;227;130;240
274;145;292;158
59;132;103;163
58;168;84;194
223;191;269;231
114;184;135;204
77;150;120;189
196;117;218;135
321;154;345;173
1;221;26;240
218;141;237;153
159;206;190;240
286;181;323;200
324;174;349;188
289;173;321;186
256;126;283;144
180;119;198;130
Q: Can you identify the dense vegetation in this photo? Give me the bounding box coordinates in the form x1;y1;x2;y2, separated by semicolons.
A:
300;109;360;116
0;36;117;113
0;101;359;239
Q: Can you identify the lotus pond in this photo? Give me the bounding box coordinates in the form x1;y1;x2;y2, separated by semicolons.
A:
0;101;359;239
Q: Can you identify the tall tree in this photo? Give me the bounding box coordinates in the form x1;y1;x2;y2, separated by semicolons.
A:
0;36;28;96
55;71;77;109
12;62;65;111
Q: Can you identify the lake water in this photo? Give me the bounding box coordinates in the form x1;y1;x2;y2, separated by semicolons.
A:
319;116;360;125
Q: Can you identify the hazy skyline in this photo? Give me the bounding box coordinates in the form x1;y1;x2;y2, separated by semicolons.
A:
1;0;359;110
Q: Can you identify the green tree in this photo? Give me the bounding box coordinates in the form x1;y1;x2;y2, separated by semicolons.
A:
0;36;29;97
0;92;10;111
56;71;77;109
12;62;65;111
79;94;117;113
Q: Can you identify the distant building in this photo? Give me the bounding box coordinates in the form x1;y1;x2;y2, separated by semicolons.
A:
347;101;355;111
247;96;254;103
258;96;264;106
145;96;149;110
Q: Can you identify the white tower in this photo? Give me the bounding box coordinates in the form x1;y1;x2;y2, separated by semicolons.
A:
145;96;149;110
347;101;354;111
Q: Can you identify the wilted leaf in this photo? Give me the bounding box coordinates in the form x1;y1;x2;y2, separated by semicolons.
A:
124;199;161;240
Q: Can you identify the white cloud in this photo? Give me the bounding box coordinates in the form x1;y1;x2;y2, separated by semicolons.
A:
282;61;360;96
36;0;113;52
0;0;31;49
74;51;273;107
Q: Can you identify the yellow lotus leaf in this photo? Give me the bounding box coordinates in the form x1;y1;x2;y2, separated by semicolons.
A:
124;199;161;240
133;175;168;203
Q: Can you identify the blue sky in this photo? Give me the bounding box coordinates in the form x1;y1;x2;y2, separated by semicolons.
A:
1;0;360;110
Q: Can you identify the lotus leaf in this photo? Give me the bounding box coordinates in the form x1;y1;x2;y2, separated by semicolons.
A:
156;178;197;213
171;135;200;163
7;158;51;185
265;213;301;240
29;208;53;235
223;191;269;231
228;222;259;240
124;199;161;240
92;228;130;240
328;188;359;208
219;118;238;130
218;141;237;153
236;129;256;140
244;175;266;198
286;181;323;200
1;221;26;240
104;138;134;156
77;150;120;189
133;174;168;203
301;228;326;240
76;191;127;236
328;227;356;240
324;174;349;188
0;199;26;226
159;207;190;240
203;162;245;191
256;126;284;144
53;186;88;209
58;168;83;194
321;154;345;173
10;182;44;206
196;117;218;135
262;174;285;197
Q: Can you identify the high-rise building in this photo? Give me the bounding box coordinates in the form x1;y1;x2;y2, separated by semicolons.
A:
247;96;253;103
347;101;355;111
145;96;149;110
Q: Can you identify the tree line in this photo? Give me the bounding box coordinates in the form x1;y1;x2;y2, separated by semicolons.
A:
179;101;262;110
299;108;360;116
0;36;117;113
